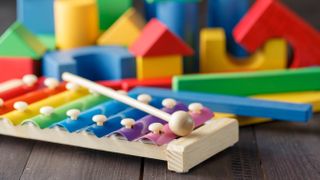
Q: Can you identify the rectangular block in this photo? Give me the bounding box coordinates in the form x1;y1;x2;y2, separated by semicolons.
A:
137;55;182;79
0;57;40;83
174;67;320;96
130;87;312;122
17;0;55;34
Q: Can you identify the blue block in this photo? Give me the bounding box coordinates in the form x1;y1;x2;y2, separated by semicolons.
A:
207;0;249;57
144;0;157;21
17;0;55;34
130;87;313;122
156;1;199;73
43;46;136;81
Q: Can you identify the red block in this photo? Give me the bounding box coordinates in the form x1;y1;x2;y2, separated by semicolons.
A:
0;57;40;83
129;19;194;57
233;0;320;68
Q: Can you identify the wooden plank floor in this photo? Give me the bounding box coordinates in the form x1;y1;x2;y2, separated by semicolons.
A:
0;0;320;179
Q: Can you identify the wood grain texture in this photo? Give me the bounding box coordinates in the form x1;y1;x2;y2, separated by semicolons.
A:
143;127;264;179
20;142;142;180
254;114;320;179
0;136;35;180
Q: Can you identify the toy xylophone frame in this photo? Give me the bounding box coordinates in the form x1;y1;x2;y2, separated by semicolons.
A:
0;118;238;173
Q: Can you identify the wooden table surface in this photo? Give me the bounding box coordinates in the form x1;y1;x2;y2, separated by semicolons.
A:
0;0;320;179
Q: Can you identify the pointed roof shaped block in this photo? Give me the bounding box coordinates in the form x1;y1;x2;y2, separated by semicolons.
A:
129;18;194;57
97;8;146;47
0;22;47;59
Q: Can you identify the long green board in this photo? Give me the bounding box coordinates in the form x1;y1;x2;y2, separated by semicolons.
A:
173;67;320;96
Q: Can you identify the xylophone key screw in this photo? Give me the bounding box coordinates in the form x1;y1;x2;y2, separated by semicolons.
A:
137;94;152;104
149;123;164;134
40;106;54;116
169;111;195;136
22;74;38;87
0;98;3;107
13;101;29;112
44;78;59;89
162;98;177;109
66;109;81;120
92;115;108;126
121;118;135;129
66;82;80;92
188;103;204;114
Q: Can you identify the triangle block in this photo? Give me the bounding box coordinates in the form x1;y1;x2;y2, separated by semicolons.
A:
97;8;146;47
129;18;194;57
0;22;47;59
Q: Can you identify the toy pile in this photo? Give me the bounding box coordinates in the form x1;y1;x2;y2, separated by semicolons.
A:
1;0;320;126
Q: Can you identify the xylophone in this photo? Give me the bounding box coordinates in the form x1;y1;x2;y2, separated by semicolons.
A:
0;74;238;173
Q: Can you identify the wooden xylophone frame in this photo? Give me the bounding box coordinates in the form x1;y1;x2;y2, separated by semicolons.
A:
0;118;238;173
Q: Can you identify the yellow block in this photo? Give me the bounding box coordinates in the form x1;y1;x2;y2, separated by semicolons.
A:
213;91;320;126
1;88;88;125
137;55;183;79
97;8;146;47
200;28;287;73
55;0;99;50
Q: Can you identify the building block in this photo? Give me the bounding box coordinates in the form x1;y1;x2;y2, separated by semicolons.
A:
17;0;54;34
97;8;146;47
130;87;312;122
0;22;47;59
144;0;157;21
173;67;320;96
37;35;56;50
54;0;99;50
233;0;320;68
208;0;249;57
155;0;200;73
97;0;132;30
137;55;182;79
0;57;40;83
200;28;287;73
43;46;136;81
129;19;194;57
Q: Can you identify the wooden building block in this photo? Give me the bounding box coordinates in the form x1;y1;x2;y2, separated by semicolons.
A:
54;0;99;50
155;0;200;73
144;0;157;21
0;57;40;83
43;46;136;81
97;0;132;30
173;67;320;96
97;8;146;47
17;0;54;34
136;56;182;79
200;28;287;73
130;87;312;122
37;35;56;50
233;0;320;68
0;22;47;59
207;0;249;57
129;19;194;57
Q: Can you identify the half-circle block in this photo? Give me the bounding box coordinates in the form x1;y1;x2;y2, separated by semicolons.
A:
97;8;146;47
43;46;136;81
200;28;287;73
0;22;47;59
233;0;320;68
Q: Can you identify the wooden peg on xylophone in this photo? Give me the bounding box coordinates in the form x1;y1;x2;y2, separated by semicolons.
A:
66;109;81;120
188;103;204;114
121;118;135;129
13;101;28;112
22;74;38;87
149;123;164;134
92;115;108;126
66;82;80;92
137;94;152;104
44;78;60;89
162;98;177;109
62;72;195;136
40;106;54;116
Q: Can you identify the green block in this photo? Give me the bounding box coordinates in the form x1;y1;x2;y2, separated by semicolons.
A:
97;0;132;30
0;22;47;59
23;95;110;129
37;34;56;51
173;67;320;96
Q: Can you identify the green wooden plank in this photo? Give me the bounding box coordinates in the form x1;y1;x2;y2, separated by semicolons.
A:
173;67;320;96
37;34;56;51
0;22;47;59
